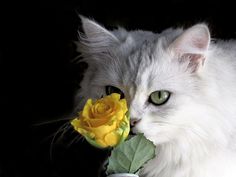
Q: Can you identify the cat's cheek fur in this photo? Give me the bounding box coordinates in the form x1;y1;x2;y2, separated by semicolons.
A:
133;116;178;145
139;101;235;177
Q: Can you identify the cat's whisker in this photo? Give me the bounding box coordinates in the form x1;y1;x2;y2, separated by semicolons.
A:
39;132;59;144
36;123;72;144
50;122;71;161
152;120;189;130
75;135;84;143
66;134;83;148
33;117;73;126
153;120;209;141
57;123;72;143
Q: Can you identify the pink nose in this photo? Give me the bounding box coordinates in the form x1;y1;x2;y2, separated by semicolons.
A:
130;118;141;127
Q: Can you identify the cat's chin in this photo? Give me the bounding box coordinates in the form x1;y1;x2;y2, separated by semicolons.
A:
145;135;170;146
131;125;171;146
131;130;168;146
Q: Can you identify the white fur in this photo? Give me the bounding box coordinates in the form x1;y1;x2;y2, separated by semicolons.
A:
75;17;236;177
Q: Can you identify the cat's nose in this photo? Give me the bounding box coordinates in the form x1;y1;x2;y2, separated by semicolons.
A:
130;118;141;127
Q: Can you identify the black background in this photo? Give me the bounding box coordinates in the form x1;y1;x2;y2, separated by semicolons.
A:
1;0;236;177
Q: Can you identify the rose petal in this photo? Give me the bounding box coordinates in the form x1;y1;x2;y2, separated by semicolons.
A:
104;132;119;147
110;93;120;101
92;102;114;118
119;99;128;113
95;139;108;148
81;99;93;118
84;135;107;148
113;109;125;121
86;122;117;139
85;117;111;127
71;118;82;129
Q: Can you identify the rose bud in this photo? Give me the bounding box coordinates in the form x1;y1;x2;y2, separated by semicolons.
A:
71;93;130;148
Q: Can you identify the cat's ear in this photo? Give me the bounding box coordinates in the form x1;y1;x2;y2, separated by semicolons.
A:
79;15;119;47
169;24;210;72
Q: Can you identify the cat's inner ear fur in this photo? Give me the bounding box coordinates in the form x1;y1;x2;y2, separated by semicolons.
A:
79;16;119;49
169;24;210;72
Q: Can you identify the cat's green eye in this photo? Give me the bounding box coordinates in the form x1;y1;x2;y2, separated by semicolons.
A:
105;86;125;99
149;90;171;106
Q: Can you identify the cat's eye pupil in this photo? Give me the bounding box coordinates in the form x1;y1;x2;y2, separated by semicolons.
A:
105;86;125;99
149;90;171;106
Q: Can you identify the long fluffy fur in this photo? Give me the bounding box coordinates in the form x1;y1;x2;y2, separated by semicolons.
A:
75;17;236;177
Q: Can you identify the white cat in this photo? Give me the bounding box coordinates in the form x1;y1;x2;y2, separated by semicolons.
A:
75;16;236;177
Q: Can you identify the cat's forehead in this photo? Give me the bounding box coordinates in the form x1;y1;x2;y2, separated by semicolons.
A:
119;38;171;85
98;28;186;91
101;33;192;96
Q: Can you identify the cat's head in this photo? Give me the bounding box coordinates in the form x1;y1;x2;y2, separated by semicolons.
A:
75;16;211;145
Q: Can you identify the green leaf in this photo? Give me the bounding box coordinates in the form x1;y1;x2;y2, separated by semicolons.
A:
106;133;156;174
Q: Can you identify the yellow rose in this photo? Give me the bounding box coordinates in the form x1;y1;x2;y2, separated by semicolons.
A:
71;93;130;148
